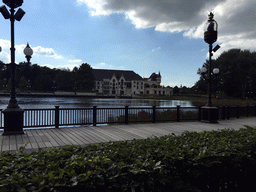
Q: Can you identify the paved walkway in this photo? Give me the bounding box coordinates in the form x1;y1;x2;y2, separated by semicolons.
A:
0;117;256;153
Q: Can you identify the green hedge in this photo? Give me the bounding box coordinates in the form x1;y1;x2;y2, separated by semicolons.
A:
108;109;198;123
1;127;256;192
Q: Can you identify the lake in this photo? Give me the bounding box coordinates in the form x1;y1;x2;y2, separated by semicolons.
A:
0;96;194;109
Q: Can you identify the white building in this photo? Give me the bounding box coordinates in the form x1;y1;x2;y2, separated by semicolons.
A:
93;69;172;96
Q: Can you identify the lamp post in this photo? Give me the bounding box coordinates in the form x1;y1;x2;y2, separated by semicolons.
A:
0;0;26;135
23;43;33;63
24;43;32;93
201;12;220;123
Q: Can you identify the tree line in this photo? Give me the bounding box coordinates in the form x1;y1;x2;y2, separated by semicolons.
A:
0;62;95;92
193;49;256;99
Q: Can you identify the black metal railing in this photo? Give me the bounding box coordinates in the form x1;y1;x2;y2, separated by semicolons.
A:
0;105;256;129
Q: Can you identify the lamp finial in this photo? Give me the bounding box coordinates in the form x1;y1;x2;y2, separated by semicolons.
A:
208;12;214;20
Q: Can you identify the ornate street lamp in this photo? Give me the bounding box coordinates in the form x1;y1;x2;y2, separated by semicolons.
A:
201;12;220;123
23;43;33;63
0;0;26;135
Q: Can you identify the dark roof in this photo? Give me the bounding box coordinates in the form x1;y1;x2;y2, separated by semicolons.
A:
92;69;143;81
149;72;161;81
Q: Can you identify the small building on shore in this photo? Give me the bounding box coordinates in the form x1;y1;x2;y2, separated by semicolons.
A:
92;69;173;97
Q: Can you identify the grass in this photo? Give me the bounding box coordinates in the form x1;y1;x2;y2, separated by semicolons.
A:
140;94;256;107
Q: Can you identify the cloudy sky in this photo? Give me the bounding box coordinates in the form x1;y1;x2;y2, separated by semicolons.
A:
0;0;255;87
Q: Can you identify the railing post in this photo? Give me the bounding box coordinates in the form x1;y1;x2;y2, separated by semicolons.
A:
237;105;240;118
222;106;226;120
93;106;97;126
227;106;230;120
254;105;256;116
125;105;129;124
152;106;156;123
177;105;180;122
55;106;59;128
247;105;249;117
198;106;201;121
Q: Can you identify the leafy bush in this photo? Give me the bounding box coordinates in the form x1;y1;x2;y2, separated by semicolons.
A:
1;127;256;191
108;109;198;124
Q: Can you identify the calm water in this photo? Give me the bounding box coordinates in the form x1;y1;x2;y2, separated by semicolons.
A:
0;96;194;109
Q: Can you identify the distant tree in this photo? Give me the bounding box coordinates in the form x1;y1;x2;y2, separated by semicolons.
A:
76;63;95;91
173;86;179;95
56;69;74;91
18;76;28;92
0;61;95;93
195;49;256;98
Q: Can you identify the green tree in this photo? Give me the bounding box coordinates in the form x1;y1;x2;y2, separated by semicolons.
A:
18;76;28;92
195;49;256;98
173;86;179;95
56;69;74;91
76;63;95;91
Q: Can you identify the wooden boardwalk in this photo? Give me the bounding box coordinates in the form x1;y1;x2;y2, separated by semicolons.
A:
1;117;256;153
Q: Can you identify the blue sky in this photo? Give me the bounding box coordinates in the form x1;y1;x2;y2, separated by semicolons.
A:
0;0;255;87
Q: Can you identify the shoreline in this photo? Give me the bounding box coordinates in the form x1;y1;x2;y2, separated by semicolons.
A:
0;92;134;99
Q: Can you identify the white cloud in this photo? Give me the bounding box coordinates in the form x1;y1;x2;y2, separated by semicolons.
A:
0;51;10;63
78;0;256;55
92;62;126;70
14;44;63;59
77;0;223;30
92;62;113;69
68;59;82;63
33;46;63;59
0;41;64;63
41;64;79;70
152;47;161;52
0;39;11;49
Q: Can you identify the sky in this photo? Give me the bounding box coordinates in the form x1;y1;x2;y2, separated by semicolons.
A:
0;0;255;87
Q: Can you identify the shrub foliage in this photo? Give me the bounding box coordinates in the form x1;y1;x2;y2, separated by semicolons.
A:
1;127;256;191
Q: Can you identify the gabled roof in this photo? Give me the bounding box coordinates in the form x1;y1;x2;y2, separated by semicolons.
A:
92;69;143;81
149;72;161;81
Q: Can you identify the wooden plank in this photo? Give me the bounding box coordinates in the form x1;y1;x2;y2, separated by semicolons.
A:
37;129;53;148
32;130;46;149
46;129;66;146
25;130;39;149
91;126;125;141
63;127;91;145
9;135;17;151
50;128;78;146
66;127;97;145
83;127;117;143
76;127;109;144
103;125;147;140
21;132;33;150
0;131;3;152
117;125;155;138
58;128;84;146
129;124;169;136
104;125;145;140
16;134;29;151
79;127;119;143
1;135;10;151
116;126;152;139
40;129;61;147
28;130;40;149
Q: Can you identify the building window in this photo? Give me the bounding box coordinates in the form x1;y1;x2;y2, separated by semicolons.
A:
126;82;131;88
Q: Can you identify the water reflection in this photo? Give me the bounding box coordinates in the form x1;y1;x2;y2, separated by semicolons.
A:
0;96;194;109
